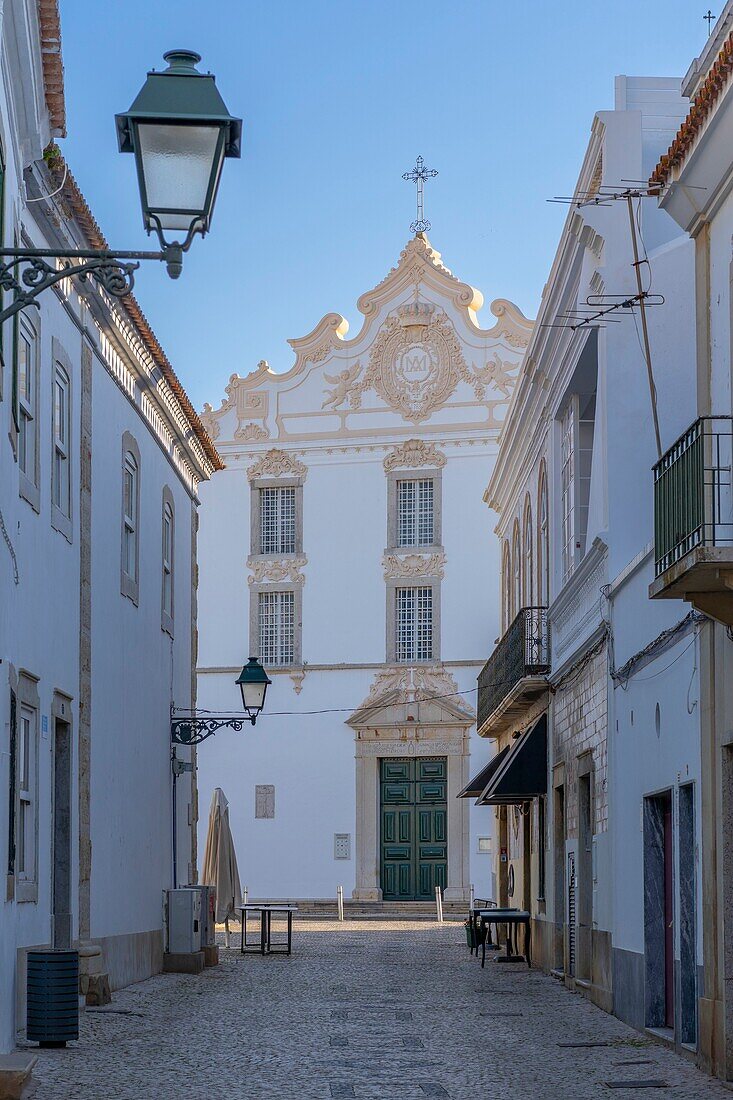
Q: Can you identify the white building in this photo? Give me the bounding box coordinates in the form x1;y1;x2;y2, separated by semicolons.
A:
196;235;532;907
648;4;733;1078
481;71;708;1052
0;0;220;1059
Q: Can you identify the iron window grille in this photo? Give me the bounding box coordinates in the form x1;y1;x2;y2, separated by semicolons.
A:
260;486;296;555
397;478;434;547
258;590;295;666
653;416;733;576
395;585;433;662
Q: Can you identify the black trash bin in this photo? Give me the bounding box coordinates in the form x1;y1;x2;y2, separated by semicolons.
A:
27;950;79;1047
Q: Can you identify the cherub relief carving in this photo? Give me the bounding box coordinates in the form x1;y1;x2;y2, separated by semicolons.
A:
321;364;363;409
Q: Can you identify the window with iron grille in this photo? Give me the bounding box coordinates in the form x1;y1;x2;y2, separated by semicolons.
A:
258;590;295;665
260;486;296;554
397;479;434;547
395;585;433;662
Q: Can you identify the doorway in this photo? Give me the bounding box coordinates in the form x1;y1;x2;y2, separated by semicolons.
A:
678;784;696;1045
644;790;674;1031
380;758;447;900
52;718;72;949
577;771;593;981
554;783;566;971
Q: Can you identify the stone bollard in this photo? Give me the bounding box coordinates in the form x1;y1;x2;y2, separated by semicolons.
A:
78;943;111;1007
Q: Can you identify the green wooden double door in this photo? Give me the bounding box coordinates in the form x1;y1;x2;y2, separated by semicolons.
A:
380;758;447;900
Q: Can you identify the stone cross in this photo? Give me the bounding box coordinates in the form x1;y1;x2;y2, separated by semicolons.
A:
402;156;438;235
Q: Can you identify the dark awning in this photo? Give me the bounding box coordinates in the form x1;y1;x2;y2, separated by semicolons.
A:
477;714;547;805
457;746;510;799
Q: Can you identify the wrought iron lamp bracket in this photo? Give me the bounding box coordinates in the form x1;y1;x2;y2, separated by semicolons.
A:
0;241;191;325
171;714;256;746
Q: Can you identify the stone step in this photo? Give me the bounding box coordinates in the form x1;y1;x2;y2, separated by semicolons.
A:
0;1053;37;1100
233;899;469;922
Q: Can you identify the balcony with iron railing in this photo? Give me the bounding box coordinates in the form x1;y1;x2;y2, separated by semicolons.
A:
477;607;550;737
650;416;733;624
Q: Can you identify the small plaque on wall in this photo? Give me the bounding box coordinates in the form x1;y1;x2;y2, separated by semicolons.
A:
334;833;351;860
255;784;275;819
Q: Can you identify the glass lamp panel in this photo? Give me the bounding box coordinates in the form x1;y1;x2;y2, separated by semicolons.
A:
136;123;222;229
241;680;267;713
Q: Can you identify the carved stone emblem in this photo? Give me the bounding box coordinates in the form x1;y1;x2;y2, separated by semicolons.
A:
383;438;446;471
246;448;307;482
367;304;467;422
321;304;491;424
235;422;269;442
247;555;307;585
383;551;446;579
200;404;221;441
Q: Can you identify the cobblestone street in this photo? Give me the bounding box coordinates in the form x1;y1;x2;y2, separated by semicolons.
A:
27;922;729;1099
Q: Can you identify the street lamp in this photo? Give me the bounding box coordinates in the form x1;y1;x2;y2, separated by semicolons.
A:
236;657;272;725
115;49;242;273
0;49;241;322
170;657;271;745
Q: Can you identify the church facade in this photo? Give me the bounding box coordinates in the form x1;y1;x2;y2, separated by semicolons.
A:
196;236;531;904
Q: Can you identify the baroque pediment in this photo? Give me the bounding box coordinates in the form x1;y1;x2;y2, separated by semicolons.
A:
347;665;475;729
202;236;533;443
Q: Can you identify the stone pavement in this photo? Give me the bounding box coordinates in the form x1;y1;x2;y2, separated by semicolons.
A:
29;921;730;1099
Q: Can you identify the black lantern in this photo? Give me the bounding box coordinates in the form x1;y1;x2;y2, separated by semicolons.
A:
236;657;272;725
115;50;242;254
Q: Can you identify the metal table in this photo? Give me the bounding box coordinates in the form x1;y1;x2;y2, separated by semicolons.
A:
477;908;531;968
238;904;298;955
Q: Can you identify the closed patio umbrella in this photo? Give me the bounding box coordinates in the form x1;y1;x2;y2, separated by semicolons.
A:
202;788;242;945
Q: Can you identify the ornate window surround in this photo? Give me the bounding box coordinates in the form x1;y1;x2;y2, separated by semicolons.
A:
246;448;308;667
383;439;445;664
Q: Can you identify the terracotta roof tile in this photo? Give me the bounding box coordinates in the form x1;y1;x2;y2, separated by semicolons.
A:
651;31;733;185
37;0;66;138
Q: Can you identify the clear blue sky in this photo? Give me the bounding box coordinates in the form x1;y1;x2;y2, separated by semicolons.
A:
59;0;703;411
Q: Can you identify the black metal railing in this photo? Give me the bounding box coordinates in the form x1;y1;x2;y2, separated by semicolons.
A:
653;416;733;577
477;607;550;730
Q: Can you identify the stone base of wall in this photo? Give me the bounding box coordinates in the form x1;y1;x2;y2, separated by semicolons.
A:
93;927;164;992
613;946;645;1030
530;916;554;972
566;929;612;1012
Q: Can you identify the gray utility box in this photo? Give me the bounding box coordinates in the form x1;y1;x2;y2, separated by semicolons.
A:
185;884;216;948
167;888;202;954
